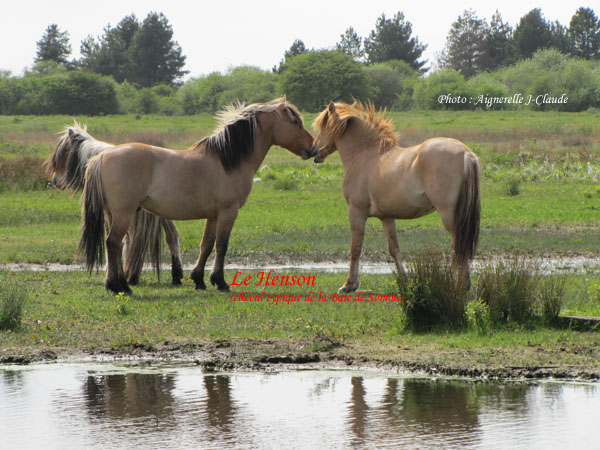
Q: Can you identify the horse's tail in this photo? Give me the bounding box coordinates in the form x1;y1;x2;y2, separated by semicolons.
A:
44;121;113;192
124;210;163;282
78;155;106;273
453;150;481;266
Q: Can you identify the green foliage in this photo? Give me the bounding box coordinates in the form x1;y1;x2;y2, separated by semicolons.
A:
513;8;553;59
366;60;417;109
397;252;467;330
336;27;364;61
466;298;490;334
178;66;281;114
80;12;186;87
440;9;491;77
539;275;566;326
0;71;118;115
0;280;27;331
570;7;600;60
281;50;370;111
413;69;472;110
364;12;427;71
504;176;521;196
35;24;71;66
477;259;540;324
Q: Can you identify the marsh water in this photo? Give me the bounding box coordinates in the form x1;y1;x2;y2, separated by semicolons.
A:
0;363;598;450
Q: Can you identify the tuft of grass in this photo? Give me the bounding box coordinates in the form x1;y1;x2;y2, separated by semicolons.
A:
466;298;490;335
397;251;467;330
477;258;540;324
539;275;567;326
504;176;521;196
273;178;298;191
0;280;28;330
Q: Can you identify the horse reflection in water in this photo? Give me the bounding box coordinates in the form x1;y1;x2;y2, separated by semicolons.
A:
79;98;316;294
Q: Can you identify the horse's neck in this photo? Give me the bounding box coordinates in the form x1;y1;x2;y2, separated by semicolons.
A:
336;132;377;169
247;134;273;174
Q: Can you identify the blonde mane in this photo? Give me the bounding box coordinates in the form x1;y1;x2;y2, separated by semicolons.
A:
314;101;398;153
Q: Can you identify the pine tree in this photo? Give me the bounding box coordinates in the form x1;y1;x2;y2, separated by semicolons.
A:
513;8;552;59
570;7;600;59
336;27;364;61
364;12;427;71
439;10;490;77
35;24;71;65
487;10;515;68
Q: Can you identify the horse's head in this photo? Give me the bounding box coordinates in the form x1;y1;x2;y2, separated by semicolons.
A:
313;102;340;163
270;101;317;160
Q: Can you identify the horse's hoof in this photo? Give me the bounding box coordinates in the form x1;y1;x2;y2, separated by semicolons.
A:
194;281;207;290
338;284;357;294
217;285;231;293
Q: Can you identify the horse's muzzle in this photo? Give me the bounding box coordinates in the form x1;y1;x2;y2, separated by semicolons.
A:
302;146;318;160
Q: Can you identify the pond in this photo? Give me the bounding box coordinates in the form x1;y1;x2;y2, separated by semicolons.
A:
0;363;598;449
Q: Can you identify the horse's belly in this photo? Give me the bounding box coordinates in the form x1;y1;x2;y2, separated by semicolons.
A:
370;192;435;219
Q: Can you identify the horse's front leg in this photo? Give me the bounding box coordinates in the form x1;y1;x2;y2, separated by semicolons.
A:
162;219;184;285
339;205;367;293
210;207;239;292
381;219;405;277
190;219;217;290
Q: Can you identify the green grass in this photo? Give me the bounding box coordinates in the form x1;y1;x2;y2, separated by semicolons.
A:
0;270;600;350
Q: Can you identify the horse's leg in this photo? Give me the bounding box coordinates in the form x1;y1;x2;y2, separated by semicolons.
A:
439;208;471;289
210;208;239;293
190;219;217;290
162;219;184;285
381;219;405;276
105;213;134;295
339;205;367;293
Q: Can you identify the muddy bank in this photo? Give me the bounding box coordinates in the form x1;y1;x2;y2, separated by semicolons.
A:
1;338;598;381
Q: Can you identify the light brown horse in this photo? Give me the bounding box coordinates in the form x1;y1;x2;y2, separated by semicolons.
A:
44;122;183;286
313;102;480;293
80;98;316;294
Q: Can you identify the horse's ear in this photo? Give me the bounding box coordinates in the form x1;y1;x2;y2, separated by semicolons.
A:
328;101;336;114
68;128;74;138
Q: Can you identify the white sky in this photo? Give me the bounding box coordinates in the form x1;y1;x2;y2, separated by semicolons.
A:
1;1;592;78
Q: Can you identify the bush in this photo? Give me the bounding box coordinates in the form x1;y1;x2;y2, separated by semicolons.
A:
281;50;371;112
477;258;540;323
0;280;27;331
397;251;467;330
504;176;521;196
366;60;418;109
539;275;566;326
413;69;473;110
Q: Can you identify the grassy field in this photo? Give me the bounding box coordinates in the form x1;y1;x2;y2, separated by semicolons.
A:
0;111;599;375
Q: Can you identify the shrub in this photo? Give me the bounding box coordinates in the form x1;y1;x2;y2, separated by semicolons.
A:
504;176;521;196
477;258;540;323
413;69;473;110
0;280;28;331
466;298;490;334
539;275;566;326
397;251;467;330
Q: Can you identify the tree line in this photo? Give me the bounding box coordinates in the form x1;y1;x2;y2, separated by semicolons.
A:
0;7;599;115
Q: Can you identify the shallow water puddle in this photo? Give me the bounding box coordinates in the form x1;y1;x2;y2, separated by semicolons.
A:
0;363;598;449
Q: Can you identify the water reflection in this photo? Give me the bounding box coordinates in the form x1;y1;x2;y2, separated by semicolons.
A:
0;365;598;450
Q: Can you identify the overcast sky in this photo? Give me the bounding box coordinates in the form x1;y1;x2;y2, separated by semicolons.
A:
1;1;591;78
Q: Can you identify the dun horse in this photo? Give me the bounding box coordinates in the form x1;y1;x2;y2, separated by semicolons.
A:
313;102;480;293
79;98;316;294
44;123;183;285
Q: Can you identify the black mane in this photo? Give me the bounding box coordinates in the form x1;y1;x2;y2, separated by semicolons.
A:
202;113;258;171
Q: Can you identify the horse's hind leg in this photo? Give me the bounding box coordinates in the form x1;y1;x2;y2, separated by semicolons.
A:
381;219;405;276
162;219;184;285
105;214;134;294
339;205;367;293
190;219;217;290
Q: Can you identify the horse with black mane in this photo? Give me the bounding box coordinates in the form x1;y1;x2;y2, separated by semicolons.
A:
79;97;316;294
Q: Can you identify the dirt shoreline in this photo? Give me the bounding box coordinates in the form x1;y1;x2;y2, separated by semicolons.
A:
1;338;598;381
